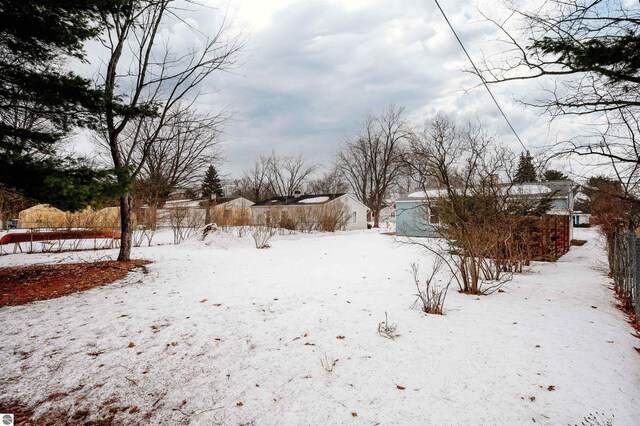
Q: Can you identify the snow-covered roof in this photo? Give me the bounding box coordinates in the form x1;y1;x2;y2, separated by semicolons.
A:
398;180;574;202
162;199;202;208
297;196;330;204
252;193;345;207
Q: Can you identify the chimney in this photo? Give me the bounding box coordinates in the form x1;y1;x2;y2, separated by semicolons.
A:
293;189;302;198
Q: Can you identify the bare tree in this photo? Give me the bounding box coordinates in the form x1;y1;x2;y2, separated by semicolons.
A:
477;1;640;191
225;175;257;202
307;166;349;194
239;155;272;202
265;151;317;197
97;0;243;261
140;107;224;193
131;105;225;227
337;105;409;227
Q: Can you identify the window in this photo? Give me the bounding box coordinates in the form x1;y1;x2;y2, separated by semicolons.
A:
352;211;357;223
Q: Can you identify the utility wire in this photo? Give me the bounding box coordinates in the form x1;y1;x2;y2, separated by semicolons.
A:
433;0;528;152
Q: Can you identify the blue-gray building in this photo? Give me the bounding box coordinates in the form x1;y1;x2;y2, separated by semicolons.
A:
395;181;575;238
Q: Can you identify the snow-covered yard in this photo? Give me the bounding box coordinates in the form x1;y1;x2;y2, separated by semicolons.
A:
0;228;639;425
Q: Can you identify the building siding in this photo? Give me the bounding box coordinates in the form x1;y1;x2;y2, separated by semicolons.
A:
395;200;438;237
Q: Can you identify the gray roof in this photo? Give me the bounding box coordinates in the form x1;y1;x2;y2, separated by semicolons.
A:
252;193;346;207
396;180;575;203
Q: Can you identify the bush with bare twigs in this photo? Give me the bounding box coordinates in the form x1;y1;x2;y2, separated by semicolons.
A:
410;260;451;315
402;116;555;295
315;202;350;232
132;226;159;247
377;312;400;339
168;207;205;244
251;224;276;249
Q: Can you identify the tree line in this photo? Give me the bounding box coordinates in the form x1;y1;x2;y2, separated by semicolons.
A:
1;0;637;262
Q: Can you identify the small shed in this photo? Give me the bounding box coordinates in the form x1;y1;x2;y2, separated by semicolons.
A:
17;204;66;229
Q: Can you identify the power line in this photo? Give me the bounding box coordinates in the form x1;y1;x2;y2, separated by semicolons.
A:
433;0;528;152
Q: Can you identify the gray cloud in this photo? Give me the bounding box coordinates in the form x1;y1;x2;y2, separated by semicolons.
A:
76;0;583;179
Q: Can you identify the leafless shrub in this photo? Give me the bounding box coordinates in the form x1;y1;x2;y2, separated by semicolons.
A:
251;225;276;249
320;353;339;373
133;226;158;247
278;211;296;231
292;208;316;233
315;201;350;232
410;259;451;315
403;116;547;295
377;312;400;339
235;225;251;238
168;207;205;244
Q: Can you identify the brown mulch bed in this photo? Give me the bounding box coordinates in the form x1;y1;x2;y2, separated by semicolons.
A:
0;260;151;307
0;400;34;425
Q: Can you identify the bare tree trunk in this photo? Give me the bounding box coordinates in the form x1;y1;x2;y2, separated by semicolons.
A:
98;1;243;262
149;204;158;230
117;194;134;261
373;202;381;228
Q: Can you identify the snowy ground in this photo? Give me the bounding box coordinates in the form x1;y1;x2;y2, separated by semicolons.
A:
0;228;639;425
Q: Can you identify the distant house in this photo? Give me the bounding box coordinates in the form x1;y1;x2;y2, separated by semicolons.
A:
210;196;253;226
152;199;205;228
395;180;576;238
250;192;369;231
572;211;591;227
144;196;254;227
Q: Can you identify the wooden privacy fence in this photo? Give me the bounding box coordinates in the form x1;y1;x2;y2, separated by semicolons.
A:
611;226;640;321
511;214;571;262
530;215;571;261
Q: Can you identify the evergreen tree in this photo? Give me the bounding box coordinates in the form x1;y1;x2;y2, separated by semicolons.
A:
542;169;568;181
201;165;223;199
0;0;122;210
514;151;537;183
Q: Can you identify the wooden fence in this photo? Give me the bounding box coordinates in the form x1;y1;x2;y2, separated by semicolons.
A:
530;215;571;261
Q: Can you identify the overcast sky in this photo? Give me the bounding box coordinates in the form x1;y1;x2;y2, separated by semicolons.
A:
78;0;593;179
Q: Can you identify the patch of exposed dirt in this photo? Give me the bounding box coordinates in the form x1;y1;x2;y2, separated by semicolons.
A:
0;260;151;307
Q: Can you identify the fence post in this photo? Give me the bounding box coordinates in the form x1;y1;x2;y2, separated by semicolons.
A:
635;237;640;323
